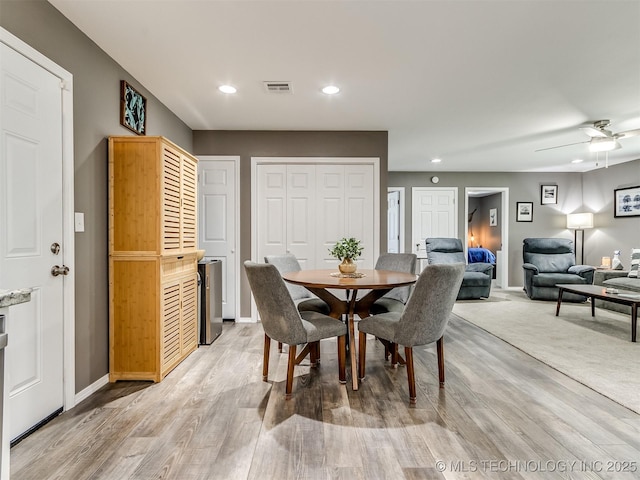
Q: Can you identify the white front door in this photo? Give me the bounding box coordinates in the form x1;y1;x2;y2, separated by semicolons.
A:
198;157;238;320
412;187;458;253
0;42;64;441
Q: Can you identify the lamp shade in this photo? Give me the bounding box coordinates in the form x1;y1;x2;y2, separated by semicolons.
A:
566;212;594;229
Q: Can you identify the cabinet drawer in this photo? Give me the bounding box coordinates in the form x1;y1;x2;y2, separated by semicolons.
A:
161;254;196;277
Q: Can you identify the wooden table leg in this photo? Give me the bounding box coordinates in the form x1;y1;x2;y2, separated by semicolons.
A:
347;292;359;390
555;288;564;316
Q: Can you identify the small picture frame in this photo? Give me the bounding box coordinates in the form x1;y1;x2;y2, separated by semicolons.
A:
489;208;497;227
614;185;640;217
517;202;533;222
540;185;558;205
120;80;146;135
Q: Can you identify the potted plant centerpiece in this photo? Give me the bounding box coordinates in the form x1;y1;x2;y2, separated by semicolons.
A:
329;237;363;274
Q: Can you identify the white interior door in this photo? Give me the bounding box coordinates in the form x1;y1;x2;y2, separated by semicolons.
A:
0;42;64;441
387;190;400;253
412;187;458;254
198;157;238;320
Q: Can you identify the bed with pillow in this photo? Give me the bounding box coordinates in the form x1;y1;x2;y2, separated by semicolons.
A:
468;247;497;279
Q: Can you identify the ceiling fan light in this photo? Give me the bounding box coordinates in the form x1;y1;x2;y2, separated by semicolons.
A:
589;137;620;152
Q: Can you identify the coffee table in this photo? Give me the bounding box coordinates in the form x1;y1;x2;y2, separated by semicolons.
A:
555;284;639;342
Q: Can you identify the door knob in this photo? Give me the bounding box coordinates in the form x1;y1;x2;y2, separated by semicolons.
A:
51;265;69;277
51;242;61;255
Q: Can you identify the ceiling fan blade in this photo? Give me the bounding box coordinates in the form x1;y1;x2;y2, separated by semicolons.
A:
615;128;640;139
535;141;589;152
580;126;610;138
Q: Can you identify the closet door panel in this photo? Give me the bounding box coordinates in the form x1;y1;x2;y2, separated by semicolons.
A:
315;165;346;268
257;165;287;260
286;165;316;268
344;165;375;269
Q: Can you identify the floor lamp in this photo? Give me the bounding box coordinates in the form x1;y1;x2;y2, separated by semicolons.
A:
566;213;594;265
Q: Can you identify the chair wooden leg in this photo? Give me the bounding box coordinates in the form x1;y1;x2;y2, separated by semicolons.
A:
391;343;399;368
358;331;367;379
437;336;445;387
285;344;297;398
338;336;346;383
310;341;319;367
263;334;271;381
405;346;416;404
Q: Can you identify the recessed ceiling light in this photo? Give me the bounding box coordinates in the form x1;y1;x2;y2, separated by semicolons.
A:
431;158;442;163
571;159;583;164
218;85;237;94
322;85;340;95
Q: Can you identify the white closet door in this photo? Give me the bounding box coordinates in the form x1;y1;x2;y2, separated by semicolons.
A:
344;165;375;269
412;187;458;252
286;165;316;268
315;164;346;268
256;165;287;261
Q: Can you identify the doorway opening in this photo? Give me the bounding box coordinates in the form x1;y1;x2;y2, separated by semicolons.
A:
465;187;509;288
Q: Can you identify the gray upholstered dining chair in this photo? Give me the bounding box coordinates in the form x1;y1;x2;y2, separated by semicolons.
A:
264;254;330;315
370;253;418;315
358;263;465;404
244;261;347;398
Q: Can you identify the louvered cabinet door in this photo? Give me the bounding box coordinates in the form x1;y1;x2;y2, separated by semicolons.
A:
181;153;198;250
161;279;182;375
180;274;198;355
162;144;182;252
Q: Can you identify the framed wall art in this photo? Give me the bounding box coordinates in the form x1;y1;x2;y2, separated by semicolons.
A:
614;185;640;218
540;185;557;205
120;80;146;135
516;202;533;222
489;207;497;226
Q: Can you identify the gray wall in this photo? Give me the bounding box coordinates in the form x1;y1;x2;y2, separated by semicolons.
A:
1;0;193;392
192;130;389;317
391;161;640;285
582;160;640;267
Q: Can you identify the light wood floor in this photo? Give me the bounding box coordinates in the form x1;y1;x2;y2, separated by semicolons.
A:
11;316;640;479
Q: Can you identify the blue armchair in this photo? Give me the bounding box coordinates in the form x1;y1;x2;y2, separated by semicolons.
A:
425;238;493;300
522;238;595;301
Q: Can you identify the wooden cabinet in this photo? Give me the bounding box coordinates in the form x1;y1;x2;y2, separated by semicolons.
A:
108;136;198;382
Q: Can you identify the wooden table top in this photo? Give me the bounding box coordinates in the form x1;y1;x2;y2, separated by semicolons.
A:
282;269;417;290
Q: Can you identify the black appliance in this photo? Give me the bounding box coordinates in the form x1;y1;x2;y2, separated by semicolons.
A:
197;259;222;344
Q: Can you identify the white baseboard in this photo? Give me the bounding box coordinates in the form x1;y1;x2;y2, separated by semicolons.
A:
73;374;109;407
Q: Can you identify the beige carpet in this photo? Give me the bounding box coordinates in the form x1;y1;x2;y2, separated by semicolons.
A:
452;288;640;414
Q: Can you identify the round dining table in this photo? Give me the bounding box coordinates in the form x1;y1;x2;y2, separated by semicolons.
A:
282;268;418;390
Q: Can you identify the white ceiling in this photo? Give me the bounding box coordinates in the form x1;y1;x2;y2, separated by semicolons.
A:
48;0;640;172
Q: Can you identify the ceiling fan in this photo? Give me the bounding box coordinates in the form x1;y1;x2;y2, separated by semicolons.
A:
536;120;640;152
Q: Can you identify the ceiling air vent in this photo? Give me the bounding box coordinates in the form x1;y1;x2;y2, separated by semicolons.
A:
263;81;293;94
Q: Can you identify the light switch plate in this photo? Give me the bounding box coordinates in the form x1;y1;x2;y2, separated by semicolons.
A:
74;212;85;232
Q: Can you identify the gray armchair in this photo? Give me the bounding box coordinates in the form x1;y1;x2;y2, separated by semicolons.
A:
425;238;493;300
244;261;347;397
522;238;595;301
264;254;330;315
358;263;465;404
370;253;418;315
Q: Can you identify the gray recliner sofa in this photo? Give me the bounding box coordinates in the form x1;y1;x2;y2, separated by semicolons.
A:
425;238;493;300
522;238;595;301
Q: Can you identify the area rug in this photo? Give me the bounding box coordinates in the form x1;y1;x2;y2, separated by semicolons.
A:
452;288;640;414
